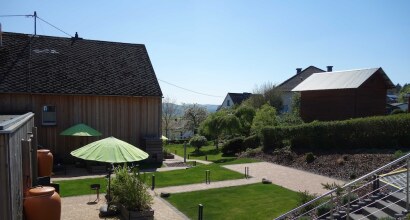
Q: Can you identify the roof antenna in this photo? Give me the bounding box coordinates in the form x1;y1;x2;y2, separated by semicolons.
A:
34;11;37;35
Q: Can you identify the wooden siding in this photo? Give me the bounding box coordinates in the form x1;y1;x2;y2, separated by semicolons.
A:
0;114;35;220
300;73;388;122
0;94;162;160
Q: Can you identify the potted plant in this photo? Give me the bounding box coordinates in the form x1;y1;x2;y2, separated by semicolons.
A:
110;165;154;220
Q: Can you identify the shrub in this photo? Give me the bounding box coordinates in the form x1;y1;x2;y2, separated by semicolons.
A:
394;150;406;159
316;203;333;217
305;152;315;163
262;114;410;152
298;191;317;214
391;109;405;115
222;137;244;155
342;193;358;205
243;135;260;149
189;135;208;151
110;165;153;211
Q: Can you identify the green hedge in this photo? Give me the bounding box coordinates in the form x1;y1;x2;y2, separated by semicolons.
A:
262;114;410;152
222;137;245;155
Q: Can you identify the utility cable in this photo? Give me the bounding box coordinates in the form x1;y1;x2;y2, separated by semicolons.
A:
158;79;222;98
36;16;73;37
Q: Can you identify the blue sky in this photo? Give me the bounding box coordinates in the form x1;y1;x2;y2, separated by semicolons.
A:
1;1;409;104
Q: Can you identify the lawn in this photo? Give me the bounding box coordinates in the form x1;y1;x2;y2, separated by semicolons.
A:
149;163;244;188
54;163;244;197
54;177;108;197
165;143;260;165
165;183;301;220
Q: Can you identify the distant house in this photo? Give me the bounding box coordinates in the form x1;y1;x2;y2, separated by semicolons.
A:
389;103;409;112
277;66;327;113
0;32;163;161
292;67;395;122
218;92;252;110
386;94;398;104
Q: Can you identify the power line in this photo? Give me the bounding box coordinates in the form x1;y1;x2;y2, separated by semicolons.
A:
0;14;32;17
158;79;222;98
36;16;73;37
0;13;73;37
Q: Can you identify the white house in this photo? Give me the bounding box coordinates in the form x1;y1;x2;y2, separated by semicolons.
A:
218;92;252;110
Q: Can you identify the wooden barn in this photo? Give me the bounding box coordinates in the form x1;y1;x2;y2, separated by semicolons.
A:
0;32;163;161
292;67;395;122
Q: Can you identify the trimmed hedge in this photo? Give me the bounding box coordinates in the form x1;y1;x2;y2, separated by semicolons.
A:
262;114;410;152
243;135;260;149
222;137;245;155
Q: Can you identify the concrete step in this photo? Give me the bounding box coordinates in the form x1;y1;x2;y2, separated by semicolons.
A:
386;192;407;208
348;212;371;220
375;199;406;217
361;206;392;220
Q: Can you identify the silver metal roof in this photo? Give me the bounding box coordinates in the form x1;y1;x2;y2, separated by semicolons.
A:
292;67;394;91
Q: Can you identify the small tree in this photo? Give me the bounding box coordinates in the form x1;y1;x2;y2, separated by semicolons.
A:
183;104;208;134
189;135;207;151
162;97;179;138
235;105;256;135
251;104;278;135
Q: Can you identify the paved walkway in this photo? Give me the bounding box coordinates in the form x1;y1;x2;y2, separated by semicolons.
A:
224;162;345;195
60;160;345;219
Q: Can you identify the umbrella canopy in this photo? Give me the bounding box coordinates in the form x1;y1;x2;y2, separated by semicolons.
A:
60;123;102;136
70;136;149;163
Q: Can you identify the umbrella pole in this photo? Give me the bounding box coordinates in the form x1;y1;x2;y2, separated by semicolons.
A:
107;163;113;208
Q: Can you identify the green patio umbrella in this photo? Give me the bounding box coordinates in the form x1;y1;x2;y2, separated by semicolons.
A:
70;136;148;163
70;136;149;215
60;123;102;136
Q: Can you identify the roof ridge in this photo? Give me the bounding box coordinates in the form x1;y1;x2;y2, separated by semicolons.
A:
317;67;380;74
3;31;146;47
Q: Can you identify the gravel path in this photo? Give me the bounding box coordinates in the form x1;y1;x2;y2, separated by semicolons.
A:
224;162;345;195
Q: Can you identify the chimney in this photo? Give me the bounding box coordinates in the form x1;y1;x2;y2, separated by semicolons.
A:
327;66;333;72
296;68;302;74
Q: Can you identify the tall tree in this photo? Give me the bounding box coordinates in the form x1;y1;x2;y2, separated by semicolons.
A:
162;97;178;138
242;82;282;110
183;104;208;134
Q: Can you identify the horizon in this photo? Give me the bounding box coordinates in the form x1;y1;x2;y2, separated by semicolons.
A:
1;1;409;105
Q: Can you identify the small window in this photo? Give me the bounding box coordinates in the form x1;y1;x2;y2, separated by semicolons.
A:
227;100;230;106
42;105;56;125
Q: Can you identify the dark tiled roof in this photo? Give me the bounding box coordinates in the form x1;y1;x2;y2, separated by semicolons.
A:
277;66;325;92
228;92;252;105
0;32;162;97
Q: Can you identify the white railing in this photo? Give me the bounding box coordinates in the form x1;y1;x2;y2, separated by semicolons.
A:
275;153;410;220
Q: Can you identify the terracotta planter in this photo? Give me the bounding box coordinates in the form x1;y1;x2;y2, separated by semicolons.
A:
24;186;61;220
37;149;53;177
120;205;154;220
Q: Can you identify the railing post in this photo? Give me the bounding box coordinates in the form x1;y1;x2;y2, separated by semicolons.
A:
346;186;351;220
407;158;410;211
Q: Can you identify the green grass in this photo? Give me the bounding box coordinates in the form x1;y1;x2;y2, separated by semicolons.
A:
54;163;244;197
165;183;301;220
54;177;108;197
148;163;244;188
165;143;260;165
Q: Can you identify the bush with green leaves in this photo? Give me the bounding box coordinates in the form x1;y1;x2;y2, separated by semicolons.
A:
251;104;278;136
110;165;153;211
222;137;245;155
262;114;410;152
189;135;208;151
305;152;315;163
316;202;333;218
243;135;260;149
